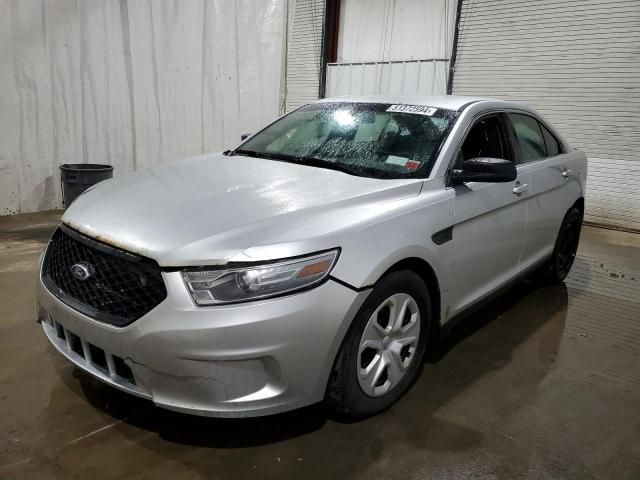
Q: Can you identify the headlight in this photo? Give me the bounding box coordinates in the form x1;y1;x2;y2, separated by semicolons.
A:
182;249;339;305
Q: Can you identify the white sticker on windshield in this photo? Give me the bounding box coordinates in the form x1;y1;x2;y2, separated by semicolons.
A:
386;104;437;116
385;155;409;166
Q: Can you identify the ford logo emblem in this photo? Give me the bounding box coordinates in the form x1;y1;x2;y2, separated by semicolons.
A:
71;262;93;281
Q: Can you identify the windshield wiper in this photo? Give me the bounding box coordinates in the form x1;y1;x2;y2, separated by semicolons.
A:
232;149;304;163
286;155;367;177
230;148;264;158
230;149;367;177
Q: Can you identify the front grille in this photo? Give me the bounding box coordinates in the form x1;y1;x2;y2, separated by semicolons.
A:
42;224;167;327
46;315;137;386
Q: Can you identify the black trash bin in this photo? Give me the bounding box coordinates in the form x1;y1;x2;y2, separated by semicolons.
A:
60;164;114;207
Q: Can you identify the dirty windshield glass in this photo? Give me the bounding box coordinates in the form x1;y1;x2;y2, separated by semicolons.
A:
235;102;458;179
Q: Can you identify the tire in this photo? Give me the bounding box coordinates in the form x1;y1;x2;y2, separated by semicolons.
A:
326;270;431;418
540;206;583;283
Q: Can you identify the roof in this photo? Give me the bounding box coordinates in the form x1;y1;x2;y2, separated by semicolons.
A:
316;94;502;111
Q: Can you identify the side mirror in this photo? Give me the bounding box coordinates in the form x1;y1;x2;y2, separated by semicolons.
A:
240;133;252;141
450;157;517;184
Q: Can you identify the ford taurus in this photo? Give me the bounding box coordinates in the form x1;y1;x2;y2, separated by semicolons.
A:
37;95;587;418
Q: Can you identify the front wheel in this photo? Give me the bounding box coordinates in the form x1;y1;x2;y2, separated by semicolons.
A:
326;271;431;418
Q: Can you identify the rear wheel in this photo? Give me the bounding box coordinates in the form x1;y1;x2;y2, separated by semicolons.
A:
541;206;583;283
326;271;431;417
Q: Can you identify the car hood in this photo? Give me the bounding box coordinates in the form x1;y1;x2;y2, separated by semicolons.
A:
62;153;423;266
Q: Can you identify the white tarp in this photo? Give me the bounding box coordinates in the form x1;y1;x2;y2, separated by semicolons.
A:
327;0;455;98
326;59;449;97
0;0;287;214
337;0;455;63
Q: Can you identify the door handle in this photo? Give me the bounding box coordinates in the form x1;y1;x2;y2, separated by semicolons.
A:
562;168;573;179
512;183;529;196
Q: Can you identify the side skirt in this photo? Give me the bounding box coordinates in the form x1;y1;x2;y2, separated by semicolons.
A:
439;253;552;337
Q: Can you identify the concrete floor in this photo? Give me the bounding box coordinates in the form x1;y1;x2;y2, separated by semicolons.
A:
1;211;639;479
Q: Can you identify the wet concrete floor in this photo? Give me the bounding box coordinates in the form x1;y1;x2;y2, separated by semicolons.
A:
1;211;639;479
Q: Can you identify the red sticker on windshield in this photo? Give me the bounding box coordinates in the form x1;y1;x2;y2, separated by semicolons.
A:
406;160;421;171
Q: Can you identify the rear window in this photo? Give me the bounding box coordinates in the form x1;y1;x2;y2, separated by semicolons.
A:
508;113;564;163
540;123;563;157
509;113;547;163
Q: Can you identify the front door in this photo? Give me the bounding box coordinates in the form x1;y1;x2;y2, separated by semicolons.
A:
449;113;530;317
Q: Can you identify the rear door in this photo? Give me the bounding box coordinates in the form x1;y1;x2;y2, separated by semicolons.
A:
506;112;579;270
449;112;530;317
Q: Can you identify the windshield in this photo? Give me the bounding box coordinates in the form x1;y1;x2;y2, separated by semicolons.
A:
235;102;459;179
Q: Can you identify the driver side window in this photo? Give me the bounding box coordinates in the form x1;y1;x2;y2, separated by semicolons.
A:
459;115;511;164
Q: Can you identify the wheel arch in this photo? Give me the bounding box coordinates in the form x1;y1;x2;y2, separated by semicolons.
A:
376;257;442;332
324;255;443;409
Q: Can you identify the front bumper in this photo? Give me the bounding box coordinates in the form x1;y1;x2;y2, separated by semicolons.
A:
38;272;369;417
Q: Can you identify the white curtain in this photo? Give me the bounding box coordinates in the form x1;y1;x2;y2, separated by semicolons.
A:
326;0;455;98
326;60;449;97
0;0;287;214
337;0;455;62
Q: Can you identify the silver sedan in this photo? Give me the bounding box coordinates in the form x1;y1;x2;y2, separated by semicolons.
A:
38;95;587;417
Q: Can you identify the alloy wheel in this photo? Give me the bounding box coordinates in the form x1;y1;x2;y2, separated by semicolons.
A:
357;293;421;397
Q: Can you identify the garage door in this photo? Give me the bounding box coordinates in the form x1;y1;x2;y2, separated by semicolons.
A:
452;0;640;231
